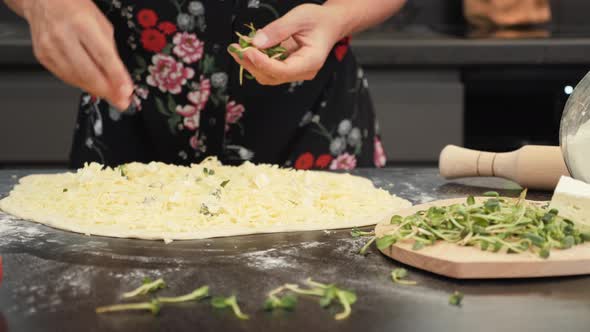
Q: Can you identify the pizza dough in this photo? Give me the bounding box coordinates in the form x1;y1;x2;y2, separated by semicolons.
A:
0;158;411;241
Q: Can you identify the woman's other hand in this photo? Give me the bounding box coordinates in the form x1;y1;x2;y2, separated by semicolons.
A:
227;3;348;86
21;0;133;110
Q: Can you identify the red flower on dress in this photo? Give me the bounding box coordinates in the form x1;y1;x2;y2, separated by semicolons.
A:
137;9;158;28
334;36;351;62
141;29;167;53
315;154;333;169
187;76;211;111
146;54;195;94
225;101;245;131
374;136;387;168
158;21;177;35
330;153;357;170
295;153;315;170
173;32;204;64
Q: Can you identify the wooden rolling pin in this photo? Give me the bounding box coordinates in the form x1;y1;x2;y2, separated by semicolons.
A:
439;145;570;190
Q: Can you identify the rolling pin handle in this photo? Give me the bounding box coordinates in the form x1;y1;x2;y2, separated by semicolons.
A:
439;145;495;179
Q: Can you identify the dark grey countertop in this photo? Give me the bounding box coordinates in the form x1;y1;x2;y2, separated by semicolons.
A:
2;22;590;67
353;30;590;66
1;167;589;332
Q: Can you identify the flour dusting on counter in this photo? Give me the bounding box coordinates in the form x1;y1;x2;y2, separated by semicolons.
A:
0;212;47;246
396;182;439;204
241;248;296;269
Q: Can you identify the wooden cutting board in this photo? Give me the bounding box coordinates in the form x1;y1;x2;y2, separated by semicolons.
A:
374;197;590;279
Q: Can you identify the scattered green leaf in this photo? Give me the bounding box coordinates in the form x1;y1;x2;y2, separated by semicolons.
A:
350;227;374;238
211;295;249;320
358;236;376;255
449;291;463;306
391;268;417;286
263;293;297;311
157;286;209;304
122;278;166;299
96;299;161;315
376;235;397;250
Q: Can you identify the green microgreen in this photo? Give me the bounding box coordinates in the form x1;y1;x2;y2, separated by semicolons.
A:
96;299;162;315
391;268;417;286
263;287;298;312
358;236;376;255
117;165;128;178
122;278;166;298
211;295;250;320
448;291;463;306
351;227;374;238
228;23;289;85
374;190;590;259
157;286;209;304
271;278;356;320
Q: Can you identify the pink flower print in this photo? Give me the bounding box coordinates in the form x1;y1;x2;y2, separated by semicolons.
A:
183;114;200;130
131;86;149;111
135;86;149;99
187;76;211;111
330;153;357;170
175;104;197;117
373;136;386;168
146;54;194;94
190;134;201;150
175;105;200;130
225;101;245;131
172;32;204;64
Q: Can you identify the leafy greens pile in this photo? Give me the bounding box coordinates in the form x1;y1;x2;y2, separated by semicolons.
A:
376;191;590;259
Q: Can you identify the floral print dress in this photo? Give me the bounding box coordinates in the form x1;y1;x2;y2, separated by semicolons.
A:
69;0;387;170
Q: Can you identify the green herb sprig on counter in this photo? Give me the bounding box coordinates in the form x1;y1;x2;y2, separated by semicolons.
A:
350;227;374;238
448;291;464;306
96;299;162;315
391;268;416;286
122;278;165;298
263;290;298;311
350;227;376;255
228;23;288;85
96;279;209;315
265;278;357;320
211;295;250;320
158;286;209;304
375;190;590;259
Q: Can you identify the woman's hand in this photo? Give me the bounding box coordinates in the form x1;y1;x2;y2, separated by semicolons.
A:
228;3;348;86
19;0;133;110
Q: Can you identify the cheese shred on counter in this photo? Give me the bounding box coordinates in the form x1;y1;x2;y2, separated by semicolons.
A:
0;158;411;241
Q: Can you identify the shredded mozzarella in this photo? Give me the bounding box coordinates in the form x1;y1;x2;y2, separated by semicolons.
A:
0;158;411;240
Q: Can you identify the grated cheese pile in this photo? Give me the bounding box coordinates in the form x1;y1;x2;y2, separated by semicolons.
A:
0;158;411;241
